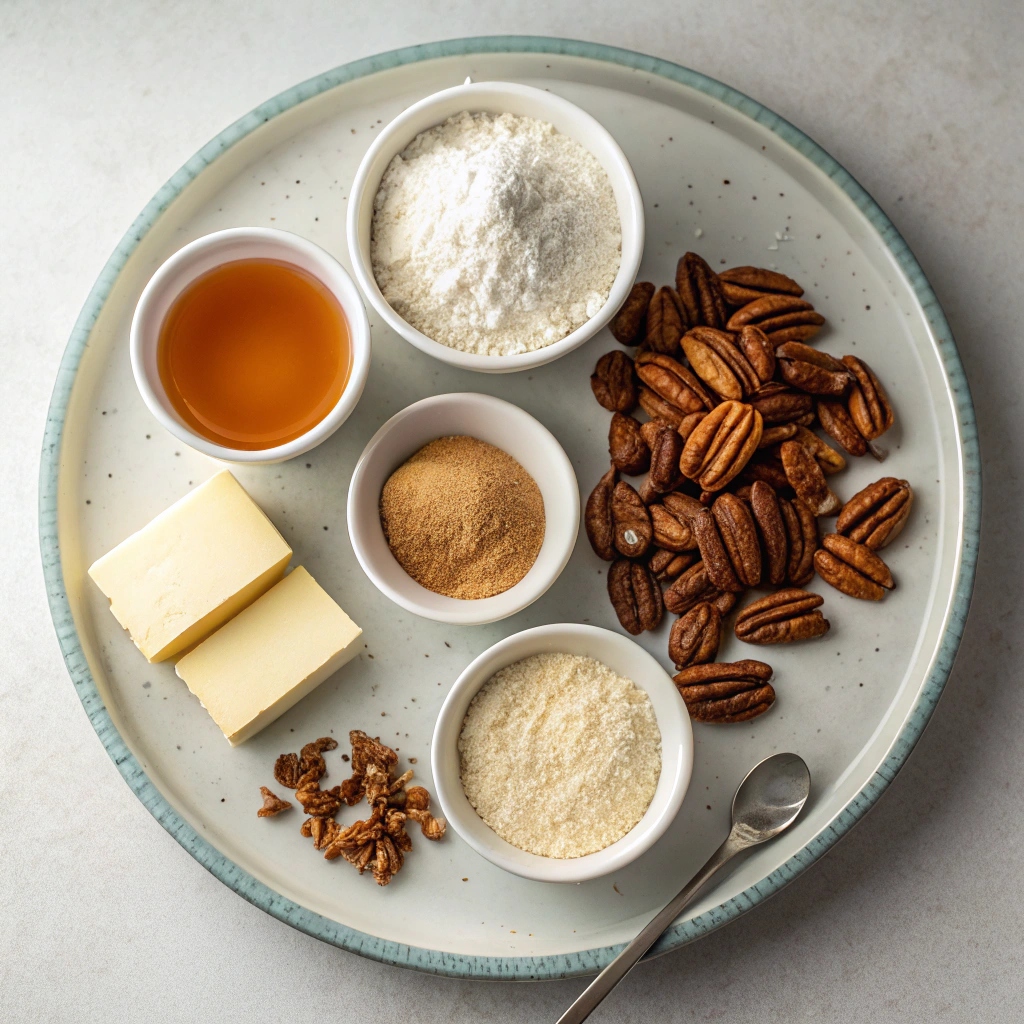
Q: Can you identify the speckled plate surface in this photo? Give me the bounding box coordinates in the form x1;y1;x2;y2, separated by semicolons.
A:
40;38;979;979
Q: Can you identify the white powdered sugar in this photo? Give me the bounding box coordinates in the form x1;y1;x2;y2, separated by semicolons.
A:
370;111;622;356
458;653;662;859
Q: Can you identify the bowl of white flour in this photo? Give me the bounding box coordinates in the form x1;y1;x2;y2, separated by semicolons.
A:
346;80;644;373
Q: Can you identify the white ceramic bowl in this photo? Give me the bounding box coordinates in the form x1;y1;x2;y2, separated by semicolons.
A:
431;624;693;883
130;227;371;464
346;393;579;625
345;80;644;374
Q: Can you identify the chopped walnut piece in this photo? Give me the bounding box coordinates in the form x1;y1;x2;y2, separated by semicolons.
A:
273;753;302;789
309;816;340;850
295;784;343;817
362;761;393;807
341;730;399;805
407;807;447;841
404;786;431;812
257;787;292;817
373;834;404;886
384;808;414;853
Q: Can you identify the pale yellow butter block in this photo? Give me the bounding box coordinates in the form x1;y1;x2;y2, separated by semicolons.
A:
174;566;362;746
88;471;292;663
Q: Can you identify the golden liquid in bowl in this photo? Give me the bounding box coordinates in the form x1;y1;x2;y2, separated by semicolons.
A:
158;258;351;450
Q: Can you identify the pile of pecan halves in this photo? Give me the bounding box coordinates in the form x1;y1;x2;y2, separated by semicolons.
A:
587;252;914;724
257;730;445;886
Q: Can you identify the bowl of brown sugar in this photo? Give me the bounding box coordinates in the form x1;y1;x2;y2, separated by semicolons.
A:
347;393;579;624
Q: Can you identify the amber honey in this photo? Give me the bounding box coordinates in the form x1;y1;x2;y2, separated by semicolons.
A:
158;258;351;450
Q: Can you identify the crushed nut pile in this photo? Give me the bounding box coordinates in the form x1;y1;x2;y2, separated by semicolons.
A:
257;730;445;886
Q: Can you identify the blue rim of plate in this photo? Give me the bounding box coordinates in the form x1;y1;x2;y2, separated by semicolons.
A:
39;36;981;980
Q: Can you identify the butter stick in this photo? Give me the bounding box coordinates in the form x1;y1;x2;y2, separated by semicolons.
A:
175;567;362;746
88;471;291;662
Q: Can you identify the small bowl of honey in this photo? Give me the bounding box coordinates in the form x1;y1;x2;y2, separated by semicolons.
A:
131;227;370;463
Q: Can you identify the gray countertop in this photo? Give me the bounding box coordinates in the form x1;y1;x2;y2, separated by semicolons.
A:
2;2;1021;1020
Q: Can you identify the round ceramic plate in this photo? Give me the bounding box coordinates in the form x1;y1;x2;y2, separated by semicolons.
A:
40;38;979;980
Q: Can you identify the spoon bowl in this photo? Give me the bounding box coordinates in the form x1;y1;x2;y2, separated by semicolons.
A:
730;752;812;846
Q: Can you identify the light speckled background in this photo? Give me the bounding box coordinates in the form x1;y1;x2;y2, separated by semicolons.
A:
1;1;1019;1020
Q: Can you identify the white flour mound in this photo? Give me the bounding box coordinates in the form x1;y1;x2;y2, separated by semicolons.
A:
371;111;622;356
458;652;662;859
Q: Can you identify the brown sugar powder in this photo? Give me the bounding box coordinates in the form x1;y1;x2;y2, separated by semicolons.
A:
379;436;545;599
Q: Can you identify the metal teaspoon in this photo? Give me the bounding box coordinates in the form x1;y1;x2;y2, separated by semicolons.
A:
556;752;811;1024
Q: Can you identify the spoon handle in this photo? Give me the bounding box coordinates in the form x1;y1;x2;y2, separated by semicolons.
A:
555;833;745;1024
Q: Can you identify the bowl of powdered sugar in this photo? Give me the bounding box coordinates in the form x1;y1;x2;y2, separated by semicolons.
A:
431;623;693;882
346;80;644;372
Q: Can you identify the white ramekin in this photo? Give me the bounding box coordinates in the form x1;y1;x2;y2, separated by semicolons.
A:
431;624;693;883
346;393;579;625
345;80;645;374
130;227;371;464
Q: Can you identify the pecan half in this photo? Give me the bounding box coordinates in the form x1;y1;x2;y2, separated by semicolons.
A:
750;480;788;584
712;493;762;588
585;466;618;561
649;499;697;551
591;350;638;413
717;266;804;306
749;382;815;425
664;490;705;520
674;660;776;723
636;351;715;416
610;281;655;345
649;547;696;581
609;412;651;475
779;497;818;585
780;440;841;516
817;399;868;456
607;559;663;634
842;355;895;440
690;508;738;593
640;419;685;492
760;423;798;447
836;477;913;549
258;787;292;817
636;475;659;505
663;561;719;614
734;589;829;644
638;386;684;427
776;342;852;397
679;411;707;439
740;452;791;492
669;603;722;669
675;252;728;329
737;325;776;384
682;327;760;400
645;286;686;355
814;534;895;600
612;481;652;558
726;295;825;346
680;400;763;492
